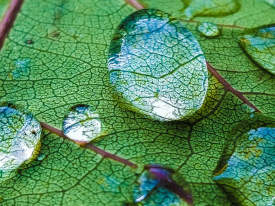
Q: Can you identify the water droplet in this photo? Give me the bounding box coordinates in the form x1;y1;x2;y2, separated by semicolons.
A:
133;165;193;205
37;153;46;161
11;59;31;79
62;105;104;143
240;25;275;75
197;22;220;37
182;0;240;20
108;9;208;121
264;0;275;8
213;127;275;206
0;105;41;182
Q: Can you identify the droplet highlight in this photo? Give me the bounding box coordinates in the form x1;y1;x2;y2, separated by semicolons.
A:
108;9;208;121
264;0;275;8
240;25;275;75
182;0;240;20
63;105;104;143
197;22;220;37
0;106;41;182
213;127;275;206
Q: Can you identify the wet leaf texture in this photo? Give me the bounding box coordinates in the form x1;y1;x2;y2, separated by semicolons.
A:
0;0;274;205
108;9;208;121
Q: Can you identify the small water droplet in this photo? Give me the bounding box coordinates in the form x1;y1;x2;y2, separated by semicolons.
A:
62;105;104;143
0;105;41;182
182;0;240;20
108;9;208;121
11;59;31;79
37;153;46;161
264;0;275;8
197;22;220;37
240;25;275;75
213;127;275;206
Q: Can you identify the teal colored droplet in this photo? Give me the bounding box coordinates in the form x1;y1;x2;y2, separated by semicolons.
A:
12;59;31;79
264;0;275;8
213;127;275;206
133;170;189;206
37;153;46;161
197;22;220;37
63;105;104;143
108;9;208;121
240;25;275;75
182;0;240;20
0;105;41;182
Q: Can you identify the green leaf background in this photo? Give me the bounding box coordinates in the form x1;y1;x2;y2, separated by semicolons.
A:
0;0;274;205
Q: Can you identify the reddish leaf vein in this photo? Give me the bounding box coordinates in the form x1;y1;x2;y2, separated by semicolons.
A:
0;0;23;50
125;0;145;10
40;122;138;169
207;62;260;112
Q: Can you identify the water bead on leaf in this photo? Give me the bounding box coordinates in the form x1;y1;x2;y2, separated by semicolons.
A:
62;105;105;143
181;0;240;20
108;9;208;121
213;127;275;206
197;22;220;37
134;165;193;205
0;105;41;182
264;0;275;8
240;25;275;75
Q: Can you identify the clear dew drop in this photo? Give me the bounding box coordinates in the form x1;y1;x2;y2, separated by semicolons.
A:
0;106;41;182
197;22;220;37
240;25;275;75
108;9;208;121
213;127;275;206
181;0;240;20
62;105;104;143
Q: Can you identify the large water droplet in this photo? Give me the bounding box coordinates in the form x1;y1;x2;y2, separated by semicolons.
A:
197;22;220;37
240;25;275;75
213;127;275;206
62;105;104;143
0;105;41;182
108;9;208;121
182;0;240;20
264;0;275;8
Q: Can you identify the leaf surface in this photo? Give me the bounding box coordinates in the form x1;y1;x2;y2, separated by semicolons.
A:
0;0;274;205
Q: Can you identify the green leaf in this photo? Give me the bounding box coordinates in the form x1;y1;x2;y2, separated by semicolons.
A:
0;0;274;205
